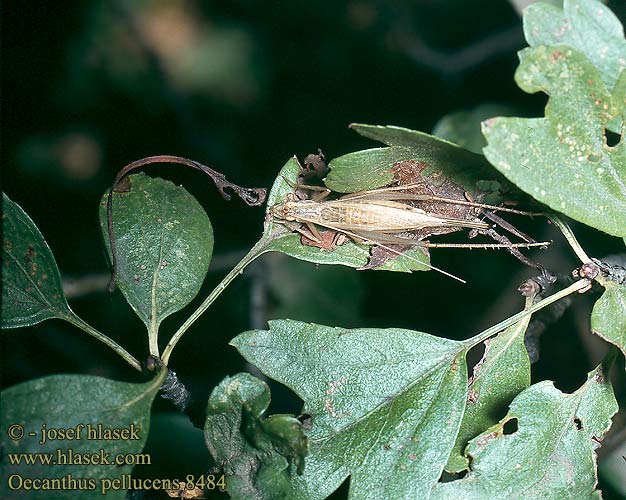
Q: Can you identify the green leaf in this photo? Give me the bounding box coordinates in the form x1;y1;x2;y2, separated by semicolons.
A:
204;373;308;500
99;173;214;335
0;370;166;499
446;303;532;472
432;362;618;500
232;320;467;500
326;147;414;193
263;157;431;273
482;46;626;237
328;124;511;205
432;103;520;154
1;193;73;328
523;0;626;91
591;280;626;358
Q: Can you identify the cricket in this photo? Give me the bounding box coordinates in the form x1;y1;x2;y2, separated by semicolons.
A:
269;171;551;283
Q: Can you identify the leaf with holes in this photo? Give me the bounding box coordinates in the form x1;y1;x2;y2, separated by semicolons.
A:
204;373;308;500
446;302;532;472
1;193;73;328
432;361;617;500
591;280;626;359
99;173;213;336
231;320;467;500
483;45;626;238
0;369;166;499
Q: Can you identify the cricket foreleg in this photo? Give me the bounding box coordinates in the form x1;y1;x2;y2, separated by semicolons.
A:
281;176;332;201
275;219;323;243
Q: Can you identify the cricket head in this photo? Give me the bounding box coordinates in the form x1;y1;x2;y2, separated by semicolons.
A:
269;193;312;222
269;200;296;221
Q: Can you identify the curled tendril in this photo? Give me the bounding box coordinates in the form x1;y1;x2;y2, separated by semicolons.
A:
106;155;267;291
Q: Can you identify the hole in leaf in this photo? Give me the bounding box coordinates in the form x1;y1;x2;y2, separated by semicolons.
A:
574;417;583;431
438;469;468;483
502;418;518;435
467;342;486;379
604;128;621;147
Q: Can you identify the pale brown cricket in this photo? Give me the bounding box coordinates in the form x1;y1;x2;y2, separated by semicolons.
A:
269;181;551;282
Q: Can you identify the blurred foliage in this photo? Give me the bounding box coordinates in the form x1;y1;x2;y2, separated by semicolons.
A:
3;1;625;498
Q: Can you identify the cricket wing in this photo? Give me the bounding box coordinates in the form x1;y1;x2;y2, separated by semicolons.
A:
357;200;491;231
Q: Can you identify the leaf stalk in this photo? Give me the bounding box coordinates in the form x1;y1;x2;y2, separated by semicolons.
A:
64;314;142;371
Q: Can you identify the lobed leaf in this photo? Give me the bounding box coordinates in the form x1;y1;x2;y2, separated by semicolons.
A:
0;370;165;499
204;373;308;500
1;193;73;328
523;0;626;92
482;46;626;237
232;320;467;500
99;174;213;335
432;362;618;500
446;302;532;472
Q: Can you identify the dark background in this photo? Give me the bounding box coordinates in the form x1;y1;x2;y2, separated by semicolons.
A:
2;1;625;498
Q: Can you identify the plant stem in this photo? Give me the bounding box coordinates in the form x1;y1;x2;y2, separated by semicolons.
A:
148;326;160;358
465;278;591;349
161;234;273;365
548;215;591;264
64;313;142;371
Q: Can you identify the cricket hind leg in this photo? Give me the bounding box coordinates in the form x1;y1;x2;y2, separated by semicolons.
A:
481;210;537;244
472;227;548;272
474;205;557;279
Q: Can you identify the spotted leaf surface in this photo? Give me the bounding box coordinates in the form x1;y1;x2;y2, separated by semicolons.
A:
1;193;73;328
99;174;213;334
232;320;467;500
483;46;626;237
